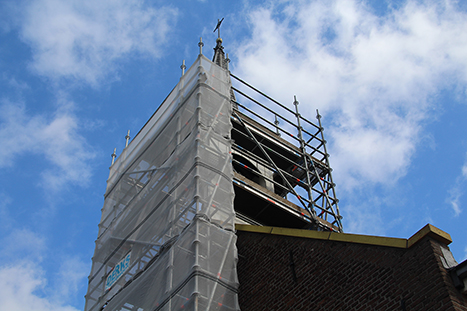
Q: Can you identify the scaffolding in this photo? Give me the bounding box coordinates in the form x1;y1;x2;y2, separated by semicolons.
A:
84;54;239;311
229;74;343;232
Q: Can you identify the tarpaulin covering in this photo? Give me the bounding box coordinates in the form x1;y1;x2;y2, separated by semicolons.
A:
84;54;239;311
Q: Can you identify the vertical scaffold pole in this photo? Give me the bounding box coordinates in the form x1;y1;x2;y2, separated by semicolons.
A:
293;96;318;223
316;109;343;231
274;115;280;136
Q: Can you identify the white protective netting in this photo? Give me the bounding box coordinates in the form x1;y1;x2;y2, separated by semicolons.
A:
84;55;239;311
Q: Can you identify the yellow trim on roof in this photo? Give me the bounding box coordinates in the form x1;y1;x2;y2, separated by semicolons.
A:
235;223;452;249
407;224;452;247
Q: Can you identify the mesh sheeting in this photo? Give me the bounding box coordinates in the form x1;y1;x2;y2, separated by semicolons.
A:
84;55;239;311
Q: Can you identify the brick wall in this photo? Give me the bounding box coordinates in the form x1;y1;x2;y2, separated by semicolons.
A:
236;230;467;311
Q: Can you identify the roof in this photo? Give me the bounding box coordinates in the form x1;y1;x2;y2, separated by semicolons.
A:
235;223;452;248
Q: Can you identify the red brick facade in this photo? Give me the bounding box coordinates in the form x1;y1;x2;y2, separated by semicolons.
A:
236;226;467;311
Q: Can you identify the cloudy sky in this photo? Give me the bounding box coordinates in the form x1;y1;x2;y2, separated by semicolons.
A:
1;0;466;309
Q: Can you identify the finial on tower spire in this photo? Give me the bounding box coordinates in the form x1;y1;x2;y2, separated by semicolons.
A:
111;148;117;165
198;37;204;55
212;18;227;69
125;130;131;148
180;59;186;76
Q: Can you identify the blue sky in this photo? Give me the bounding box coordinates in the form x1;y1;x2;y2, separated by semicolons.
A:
0;0;466;310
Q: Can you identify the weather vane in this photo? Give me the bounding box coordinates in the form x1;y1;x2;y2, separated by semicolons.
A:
213;17;224;39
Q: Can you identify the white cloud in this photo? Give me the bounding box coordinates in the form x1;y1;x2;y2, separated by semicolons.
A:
234;0;467;191
0;98;95;191
447;176;463;216
53;257;88;304
446;152;467;216
0;262;80;311
448;192;462;216
0;228;46;263
18;0;178;86
2;73;30;92
344;201;384;235
463;155;467;178
0;228;89;309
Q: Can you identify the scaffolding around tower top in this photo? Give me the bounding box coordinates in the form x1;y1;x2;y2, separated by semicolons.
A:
84;33;344;311
228;72;343;232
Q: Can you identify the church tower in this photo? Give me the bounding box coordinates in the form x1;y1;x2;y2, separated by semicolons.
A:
84;25;342;311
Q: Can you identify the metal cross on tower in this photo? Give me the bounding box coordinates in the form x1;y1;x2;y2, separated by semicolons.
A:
213;17;224;38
